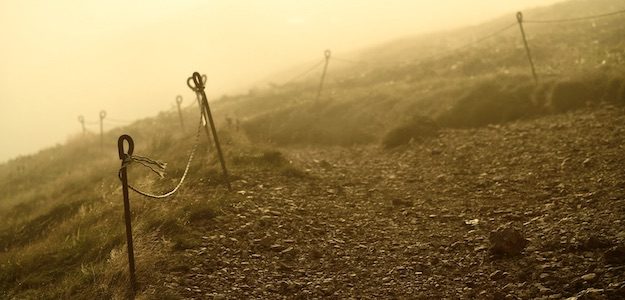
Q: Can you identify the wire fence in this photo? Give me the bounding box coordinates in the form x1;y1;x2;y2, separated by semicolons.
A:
524;8;625;24
120;116;202;199
75;7;625;138
94;8;625;293
278;7;625;89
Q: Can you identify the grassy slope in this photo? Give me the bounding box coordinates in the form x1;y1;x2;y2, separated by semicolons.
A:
0;0;624;298
215;0;625;146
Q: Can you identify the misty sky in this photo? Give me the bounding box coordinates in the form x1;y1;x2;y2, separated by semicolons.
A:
0;0;563;162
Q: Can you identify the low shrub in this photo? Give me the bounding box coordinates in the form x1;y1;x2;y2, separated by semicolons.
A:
548;79;594;112
242;100;376;146
382;116;439;148
548;70;625;112
437;77;539;128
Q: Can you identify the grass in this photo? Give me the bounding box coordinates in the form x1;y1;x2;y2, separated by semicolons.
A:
0;105;298;298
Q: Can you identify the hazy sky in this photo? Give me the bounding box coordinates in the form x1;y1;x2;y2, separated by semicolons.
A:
0;0;562;162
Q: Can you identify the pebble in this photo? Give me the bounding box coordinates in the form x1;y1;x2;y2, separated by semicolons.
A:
581;273;597;281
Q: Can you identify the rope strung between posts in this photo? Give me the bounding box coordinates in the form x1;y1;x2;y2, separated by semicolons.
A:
524;8;625;23
332;57;365;64
118;115;203;199
123;155;167;178
418;22;517;63
451;22;517;52
283;59;325;85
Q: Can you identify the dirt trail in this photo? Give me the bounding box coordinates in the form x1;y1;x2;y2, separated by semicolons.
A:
156;107;625;299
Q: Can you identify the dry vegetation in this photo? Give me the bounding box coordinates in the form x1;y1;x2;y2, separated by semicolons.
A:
1;0;625;298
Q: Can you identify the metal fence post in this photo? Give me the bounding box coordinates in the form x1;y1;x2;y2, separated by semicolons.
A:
516;12;538;84
100;110;107;150
315;49;332;102
187;72;232;191
118;134;138;294
78;115;86;135
175;95;185;129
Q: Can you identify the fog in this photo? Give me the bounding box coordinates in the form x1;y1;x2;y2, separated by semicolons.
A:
0;0;562;163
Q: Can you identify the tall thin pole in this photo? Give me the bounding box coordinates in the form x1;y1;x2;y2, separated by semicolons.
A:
117;134;137;295
196;93;213;150
78;115;86;135
187;72;231;191
315;49;332;102
175;95;185;129
99;110;107;150
516;12;538;84
194;77;213;150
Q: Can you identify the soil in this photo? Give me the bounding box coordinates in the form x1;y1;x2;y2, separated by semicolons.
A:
149;106;625;299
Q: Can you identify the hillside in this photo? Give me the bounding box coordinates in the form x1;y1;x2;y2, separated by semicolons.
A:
1;0;625;298
214;0;625;146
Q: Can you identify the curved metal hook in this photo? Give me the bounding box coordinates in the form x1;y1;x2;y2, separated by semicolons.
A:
176;95;183;105
186;77;196;91
78;115;85;123
100;110;107;120
186;72;207;92
324;49;332;59
516;11;524;22
118;134;134;159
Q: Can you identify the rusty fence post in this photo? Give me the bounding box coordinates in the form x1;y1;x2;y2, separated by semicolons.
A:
175;95;185;129
78;115;86;135
118;134;138;294
100;110;107;150
315;49;332;102
516;12;538;84
187;72;232;191
194;76;214;150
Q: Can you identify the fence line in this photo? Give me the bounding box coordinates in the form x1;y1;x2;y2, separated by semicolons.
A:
332;57;366;64
414;21;517;65
282;59;325;85
119;117;202;199
103;7;625;295
524;8;625;24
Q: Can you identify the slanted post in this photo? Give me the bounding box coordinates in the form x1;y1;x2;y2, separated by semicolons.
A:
117;134;137;295
315;49;332;102
187;72;232;191
78;115;86;135
516;12;538;84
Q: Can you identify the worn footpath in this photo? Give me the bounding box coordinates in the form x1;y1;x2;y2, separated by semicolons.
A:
150;107;625;299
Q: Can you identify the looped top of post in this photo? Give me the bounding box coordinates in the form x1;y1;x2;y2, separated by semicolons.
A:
187;72;207;92
324;49;332;59
118;134;135;160
516;11;524;22
100;110;107;120
176;95;183;104
78;115;84;123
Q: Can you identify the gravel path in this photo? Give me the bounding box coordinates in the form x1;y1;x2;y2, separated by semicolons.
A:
155;107;625;299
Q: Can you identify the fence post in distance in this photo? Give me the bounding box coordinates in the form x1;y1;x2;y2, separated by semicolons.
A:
78;115;86;135
516;12;538;84
100;110;107;150
176;95;185;130
315;49;332;102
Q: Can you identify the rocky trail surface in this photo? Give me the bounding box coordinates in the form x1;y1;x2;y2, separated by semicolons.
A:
150;107;625;299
